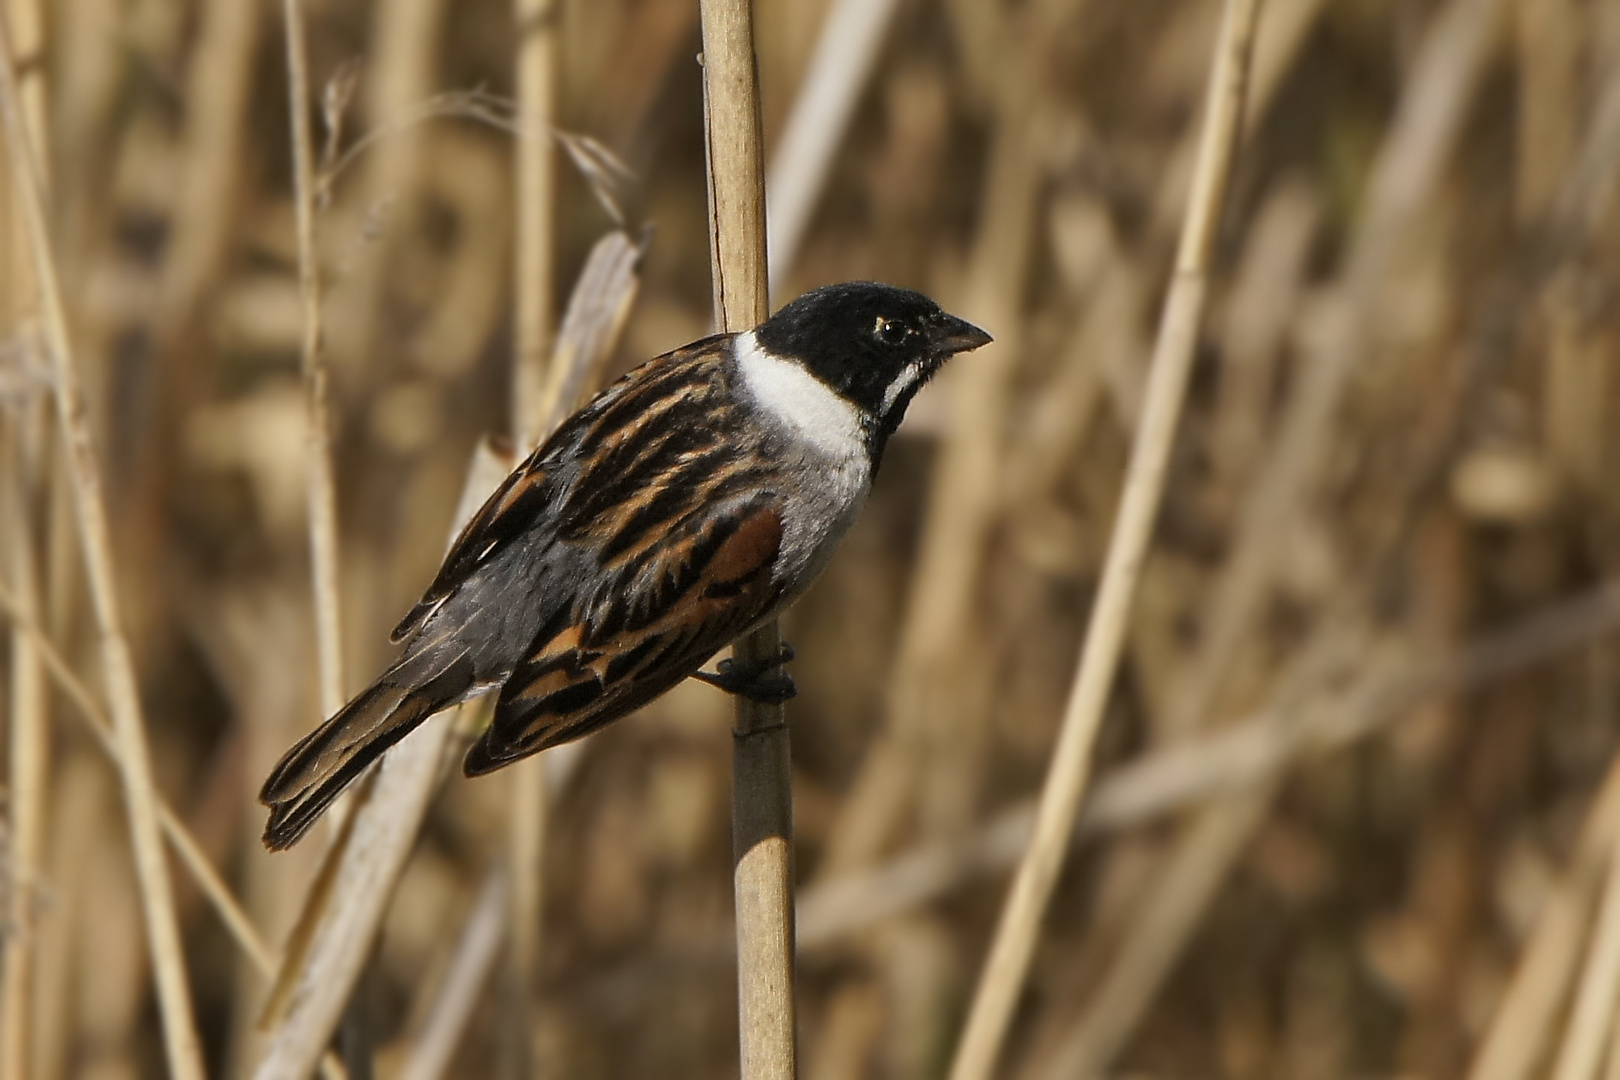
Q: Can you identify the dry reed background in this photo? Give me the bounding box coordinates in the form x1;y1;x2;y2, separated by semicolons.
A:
5;0;1620;1077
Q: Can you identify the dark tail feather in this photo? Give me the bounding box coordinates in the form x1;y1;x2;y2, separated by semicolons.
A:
260;652;475;850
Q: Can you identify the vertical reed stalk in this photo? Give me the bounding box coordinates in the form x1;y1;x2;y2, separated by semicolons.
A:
0;16;207;1080
946;1;1263;1076
2;427;46;1080
0;0;47;1072
699;1;797;1075
282;0;346;729
505;1;557;1074
513;0;556;451
281;4;365;1073
1156;0;1503;741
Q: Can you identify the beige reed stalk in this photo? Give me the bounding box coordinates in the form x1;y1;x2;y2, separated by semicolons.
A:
2;429;46;1080
0;18;207;1080
1552;819;1620;1080
1475;750;1620;1080
505;1;557;1074
401;868;509;1080
281;7;363;1070
1;0;46;1072
699;1;798;1076
513;0;556;451
946;1;1264;1077
283;0;346;726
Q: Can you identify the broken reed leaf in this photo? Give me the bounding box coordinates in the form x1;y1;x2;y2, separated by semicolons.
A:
255;213;645;1078
554;129;639;229
320;57;364;176
252;440;514;1080
532;228;646;434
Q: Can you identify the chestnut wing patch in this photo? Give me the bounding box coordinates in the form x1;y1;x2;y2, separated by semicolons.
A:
463;495;784;775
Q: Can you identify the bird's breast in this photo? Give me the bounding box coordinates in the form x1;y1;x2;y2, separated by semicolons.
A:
772;444;871;598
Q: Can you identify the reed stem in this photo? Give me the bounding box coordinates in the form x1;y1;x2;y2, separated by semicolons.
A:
699;1;797;1075
504;1;557;1073
282;0;346;729
946;1;1264;1075
0;16;206;1080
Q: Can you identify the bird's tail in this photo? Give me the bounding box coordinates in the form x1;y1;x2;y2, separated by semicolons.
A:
259;649;475;850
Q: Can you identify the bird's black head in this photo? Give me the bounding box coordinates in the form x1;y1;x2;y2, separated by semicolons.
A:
754;282;992;442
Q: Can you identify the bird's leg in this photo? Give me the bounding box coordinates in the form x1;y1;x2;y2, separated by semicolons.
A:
691;642;797;703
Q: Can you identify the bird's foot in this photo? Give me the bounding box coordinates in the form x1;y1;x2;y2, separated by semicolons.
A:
691;643;797;703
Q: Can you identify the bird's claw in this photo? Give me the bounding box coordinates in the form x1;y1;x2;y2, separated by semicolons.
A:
692;643;797;703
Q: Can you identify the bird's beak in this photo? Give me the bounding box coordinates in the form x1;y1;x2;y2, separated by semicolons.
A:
928;312;994;355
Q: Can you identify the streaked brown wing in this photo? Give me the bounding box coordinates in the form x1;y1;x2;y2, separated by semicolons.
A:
463;493;783;774
389;334;733;645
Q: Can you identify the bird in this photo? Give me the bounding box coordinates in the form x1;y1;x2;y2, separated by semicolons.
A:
259;281;992;849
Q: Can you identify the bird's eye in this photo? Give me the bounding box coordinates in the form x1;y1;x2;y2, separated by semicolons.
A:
875;317;910;345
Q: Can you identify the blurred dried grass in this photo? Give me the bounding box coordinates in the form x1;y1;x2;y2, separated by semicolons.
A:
5;0;1620;1077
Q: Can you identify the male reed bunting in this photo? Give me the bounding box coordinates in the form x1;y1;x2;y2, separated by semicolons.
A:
260;281;991;849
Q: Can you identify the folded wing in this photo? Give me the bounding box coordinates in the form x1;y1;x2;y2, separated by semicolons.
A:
464;492;784;773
